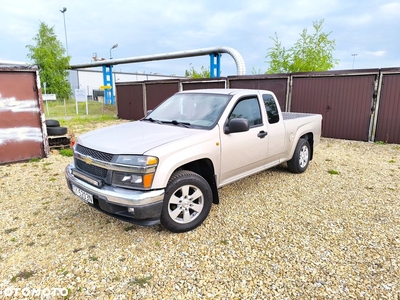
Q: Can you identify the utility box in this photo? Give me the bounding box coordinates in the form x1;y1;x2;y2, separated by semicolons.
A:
0;65;49;164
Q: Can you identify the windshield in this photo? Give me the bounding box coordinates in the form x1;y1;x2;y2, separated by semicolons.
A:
144;93;232;129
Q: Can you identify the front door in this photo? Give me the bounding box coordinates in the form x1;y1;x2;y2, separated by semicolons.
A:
219;96;269;185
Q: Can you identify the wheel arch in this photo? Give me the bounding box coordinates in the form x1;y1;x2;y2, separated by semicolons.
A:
300;132;314;160
174;158;219;204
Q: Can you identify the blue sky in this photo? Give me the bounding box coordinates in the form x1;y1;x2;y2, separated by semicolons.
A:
1;0;399;76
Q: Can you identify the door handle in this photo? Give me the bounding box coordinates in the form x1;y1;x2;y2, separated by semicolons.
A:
257;131;268;138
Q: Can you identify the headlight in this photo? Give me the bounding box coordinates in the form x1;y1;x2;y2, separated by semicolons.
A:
112;155;158;190
115;155;158;166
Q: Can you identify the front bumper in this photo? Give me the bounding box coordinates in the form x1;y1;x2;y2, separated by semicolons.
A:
65;163;164;226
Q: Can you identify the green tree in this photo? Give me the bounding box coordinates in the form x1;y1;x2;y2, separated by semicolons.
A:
266;19;338;73
185;65;210;78
26;21;71;99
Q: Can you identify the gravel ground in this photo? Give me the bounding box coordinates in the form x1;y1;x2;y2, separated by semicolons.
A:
1;120;399;299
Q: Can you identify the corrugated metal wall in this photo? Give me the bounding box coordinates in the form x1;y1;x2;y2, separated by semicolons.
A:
375;73;400;143
182;79;226;90
0;67;49;164
116;83;144;120
291;74;376;141
116;68;400;144
146;81;180;111
228;76;288;111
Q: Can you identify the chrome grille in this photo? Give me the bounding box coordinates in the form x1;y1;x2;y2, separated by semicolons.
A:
76;159;108;179
75;144;113;179
75;144;113;162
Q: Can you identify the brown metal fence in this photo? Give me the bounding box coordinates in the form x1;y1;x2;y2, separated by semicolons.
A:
116;67;400;144
0;67;49;164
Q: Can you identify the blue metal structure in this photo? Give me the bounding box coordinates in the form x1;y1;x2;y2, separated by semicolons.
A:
87;47;244;105
102;65;115;105
209;53;221;78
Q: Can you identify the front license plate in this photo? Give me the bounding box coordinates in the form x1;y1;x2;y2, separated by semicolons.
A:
72;184;93;204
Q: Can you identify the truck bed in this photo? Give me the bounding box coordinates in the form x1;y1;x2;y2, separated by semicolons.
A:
282;112;318;120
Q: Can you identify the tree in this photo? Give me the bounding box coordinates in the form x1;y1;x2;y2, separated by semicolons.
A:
185;65;210;78
26;21;71;99
266;19;338;73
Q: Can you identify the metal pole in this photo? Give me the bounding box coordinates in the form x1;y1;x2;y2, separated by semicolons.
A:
60;7;69;56
351;53;357;69
110;44;118;59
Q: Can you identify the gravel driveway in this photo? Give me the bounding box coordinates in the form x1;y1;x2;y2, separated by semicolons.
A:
1;120;399;299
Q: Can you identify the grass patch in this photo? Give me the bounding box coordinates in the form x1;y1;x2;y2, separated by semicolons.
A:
89;256;98;261
29;157;41;163
389;159;395;163
11;270;35;282
375;141;386;145
59;148;73;157
130;275;153;287
124;225;137;232
328;169;339;175
45;99;117;118
60;114;118;128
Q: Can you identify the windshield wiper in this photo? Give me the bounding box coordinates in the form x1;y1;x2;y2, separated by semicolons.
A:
142;117;162;124
163;120;191;128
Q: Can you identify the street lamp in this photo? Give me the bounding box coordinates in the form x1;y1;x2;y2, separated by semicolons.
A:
110;43;118;59
60;7;69;56
351;53;358;69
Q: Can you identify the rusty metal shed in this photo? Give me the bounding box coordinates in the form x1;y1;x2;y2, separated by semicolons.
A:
0;66;49;164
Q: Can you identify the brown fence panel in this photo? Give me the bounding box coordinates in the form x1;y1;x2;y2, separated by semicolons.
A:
0;68;47;164
375;73;400;143
291;75;376;141
182;79;226;90
146;81;180;112
228;76;288;111
116;83;144;120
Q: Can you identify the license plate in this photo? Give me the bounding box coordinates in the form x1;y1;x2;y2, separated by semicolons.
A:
72;184;93;204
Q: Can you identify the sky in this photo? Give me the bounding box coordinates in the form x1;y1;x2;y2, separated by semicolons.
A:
1;0;399;77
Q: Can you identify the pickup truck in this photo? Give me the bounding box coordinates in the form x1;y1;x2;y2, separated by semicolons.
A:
65;89;322;232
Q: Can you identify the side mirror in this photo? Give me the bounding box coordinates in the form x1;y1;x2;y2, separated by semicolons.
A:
224;118;249;134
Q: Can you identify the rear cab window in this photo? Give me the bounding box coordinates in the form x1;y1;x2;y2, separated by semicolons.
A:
262;94;280;124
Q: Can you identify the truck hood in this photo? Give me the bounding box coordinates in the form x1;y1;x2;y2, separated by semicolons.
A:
76;121;203;155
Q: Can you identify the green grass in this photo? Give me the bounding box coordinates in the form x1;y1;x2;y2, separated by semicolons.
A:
11;270;35;282
328;169;339;175
44;99;119;130
44;99;117;118
59;114;118;127
130;275;153;287
59;149;73;157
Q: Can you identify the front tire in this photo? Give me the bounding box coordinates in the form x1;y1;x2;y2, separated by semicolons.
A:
287;138;311;173
160;170;212;233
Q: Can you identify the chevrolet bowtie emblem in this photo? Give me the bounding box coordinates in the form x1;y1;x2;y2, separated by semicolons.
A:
83;157;93;165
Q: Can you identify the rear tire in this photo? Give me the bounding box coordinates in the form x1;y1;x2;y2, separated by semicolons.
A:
47;126;68;136
287;138;310;173
45;119;60;127
160;170;212;233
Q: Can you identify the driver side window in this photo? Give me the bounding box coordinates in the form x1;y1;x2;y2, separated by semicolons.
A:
229;97;262;127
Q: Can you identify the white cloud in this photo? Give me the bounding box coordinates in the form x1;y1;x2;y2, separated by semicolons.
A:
365;50;387;57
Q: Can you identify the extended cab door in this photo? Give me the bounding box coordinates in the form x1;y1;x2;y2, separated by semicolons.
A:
262;93;286;164
219;95;269;185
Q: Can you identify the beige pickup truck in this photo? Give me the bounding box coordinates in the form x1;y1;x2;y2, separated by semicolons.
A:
65;89;322;232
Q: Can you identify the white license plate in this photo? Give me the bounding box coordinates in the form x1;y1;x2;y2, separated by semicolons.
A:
72;184;93;204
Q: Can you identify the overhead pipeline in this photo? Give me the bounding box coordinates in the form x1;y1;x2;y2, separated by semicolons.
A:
70;46;246;75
